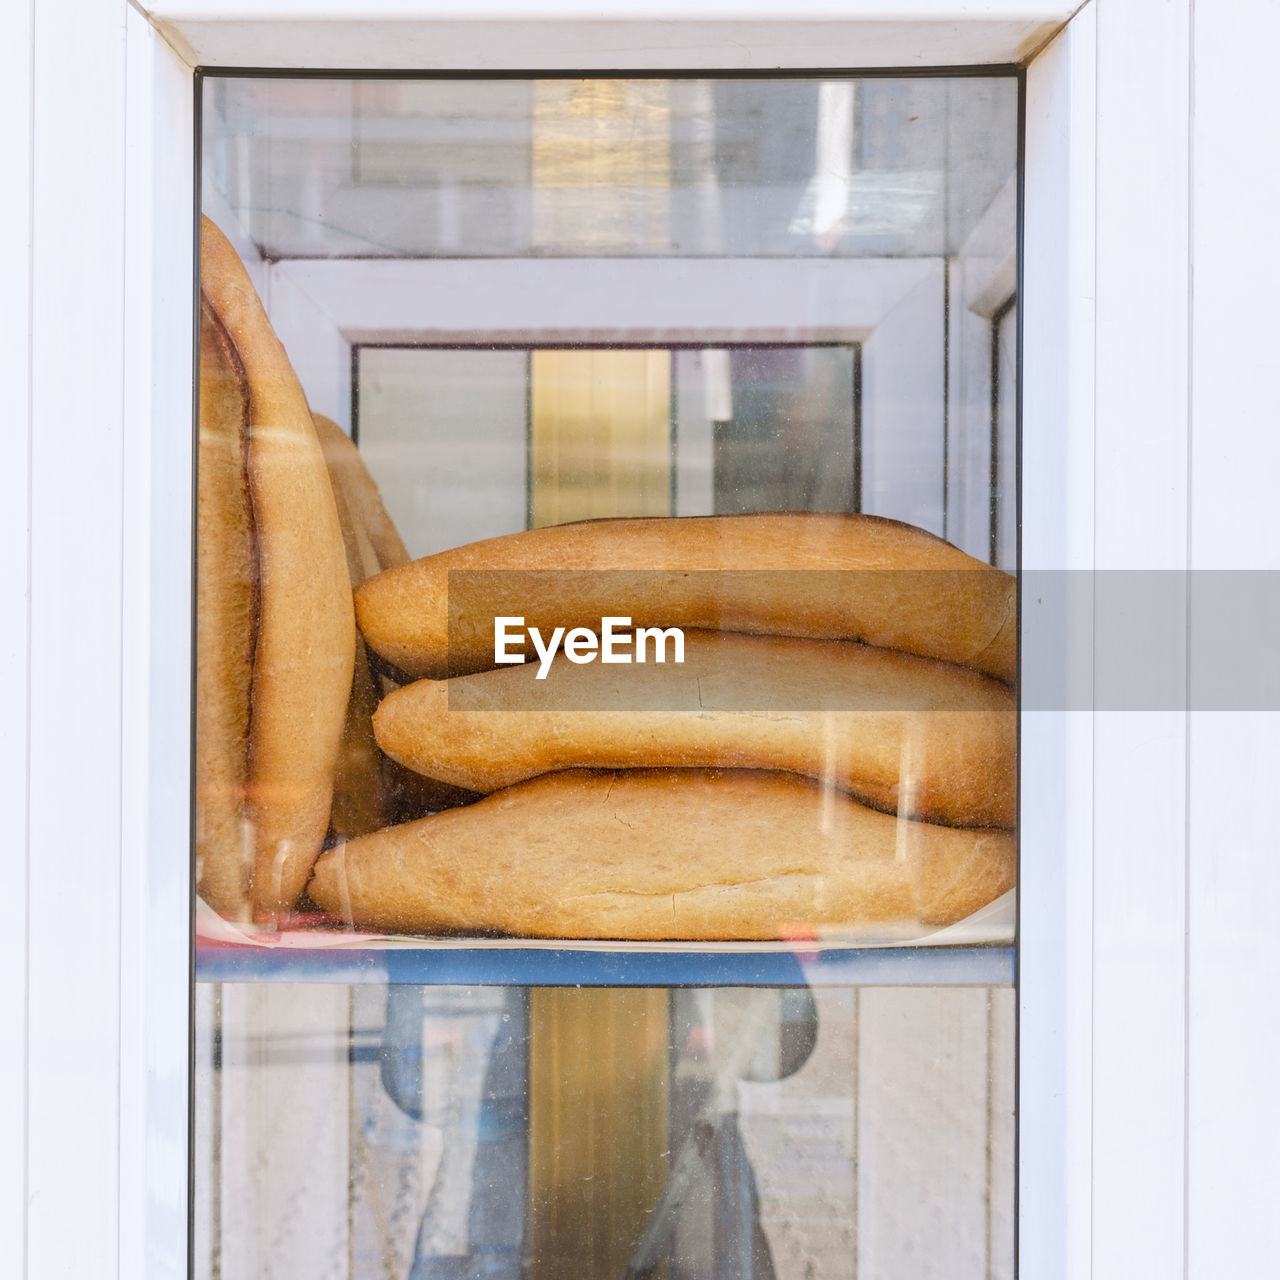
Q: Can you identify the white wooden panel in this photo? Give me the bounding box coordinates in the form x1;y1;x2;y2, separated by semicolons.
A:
265;261;353;435
1187;1;1280;1273
218;985;352;1279
860;262;946;536
1091;2;1191;1275
1185;5;1280;566
277;256;928;346
855;988;991;1279
358;347;529;558
0;0;33;1263
153;0;1070;15
1186;713;1280;1269
149;1;1070;71
27;0;129;1273
1020;11;1097;1280
119;12;195;1278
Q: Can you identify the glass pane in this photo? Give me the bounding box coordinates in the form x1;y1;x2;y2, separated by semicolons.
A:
700;347;858;516
195;70;1019;1280
195;982;1014;1277
358;348;529;558
202;76;1016;260
993;300;1018;571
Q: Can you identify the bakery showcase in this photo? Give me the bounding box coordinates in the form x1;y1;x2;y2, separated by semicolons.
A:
193;71;1019;1277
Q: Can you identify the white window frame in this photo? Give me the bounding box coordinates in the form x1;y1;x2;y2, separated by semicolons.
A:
18;1;1276;1276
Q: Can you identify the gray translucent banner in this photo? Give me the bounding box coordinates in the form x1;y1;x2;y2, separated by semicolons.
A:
438;569;1280;711
1024;569;1280;711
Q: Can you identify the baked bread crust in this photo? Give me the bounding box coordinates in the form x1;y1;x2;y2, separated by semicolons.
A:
354;513;1016;684
199;216;356;918
314;415;391;841
311;412;409;572
195;301;255;921
373;630;1015;828
307;768;1016;941
309;413;471;822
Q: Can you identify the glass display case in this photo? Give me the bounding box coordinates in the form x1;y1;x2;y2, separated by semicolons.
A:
32;5;1278;1279
193;71;1019;1277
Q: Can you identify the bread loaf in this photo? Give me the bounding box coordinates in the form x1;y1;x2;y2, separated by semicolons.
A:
373;630;1015;828
199;216;356;919
311;413;409;573
354;513;1016;684
317;413;392;840
307;769;1016;941
194;300;255;921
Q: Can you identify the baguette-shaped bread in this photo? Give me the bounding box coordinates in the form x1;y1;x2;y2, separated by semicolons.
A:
200;216;356;918
307;769;1016;941
316;414;392;840
315;415;385;588
195;301;255;921
311;412;410;572
309;414;473;821
328;645;388;840
354;513;1016;684
373;630;1015;828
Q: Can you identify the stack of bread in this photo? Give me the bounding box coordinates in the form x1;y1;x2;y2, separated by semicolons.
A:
196;214;1016;941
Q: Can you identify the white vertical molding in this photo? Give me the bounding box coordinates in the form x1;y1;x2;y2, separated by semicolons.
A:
1021;9;1096;1279
138;5;1076;72
0;0;33;1270
1090;1;1191;1275
1187;0;1280;1273
120;10;194;1280
27;0;128;1274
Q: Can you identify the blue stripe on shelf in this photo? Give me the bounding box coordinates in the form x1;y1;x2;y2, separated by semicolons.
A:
195;944;1014;988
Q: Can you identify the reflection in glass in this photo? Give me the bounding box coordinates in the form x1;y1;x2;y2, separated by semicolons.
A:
196;67;1021;1280
203;76;1016;261
356;343;863;559
194;982;1014;1277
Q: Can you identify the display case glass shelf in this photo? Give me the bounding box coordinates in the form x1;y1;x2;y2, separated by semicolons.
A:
196;941;1014;987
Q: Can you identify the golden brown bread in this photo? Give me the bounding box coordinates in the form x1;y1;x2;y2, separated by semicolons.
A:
309;412;468;826
195;301;255;921
315;413;391;840
315;414;384;587
307;769;1016;941
328;647;388;840
354;513;1016;684
311;412;410;572
372;630;1015;828
199;216;356;919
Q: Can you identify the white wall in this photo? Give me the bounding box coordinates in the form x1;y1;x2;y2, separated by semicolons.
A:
6;5;193;1279
1186;0;1280;1268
